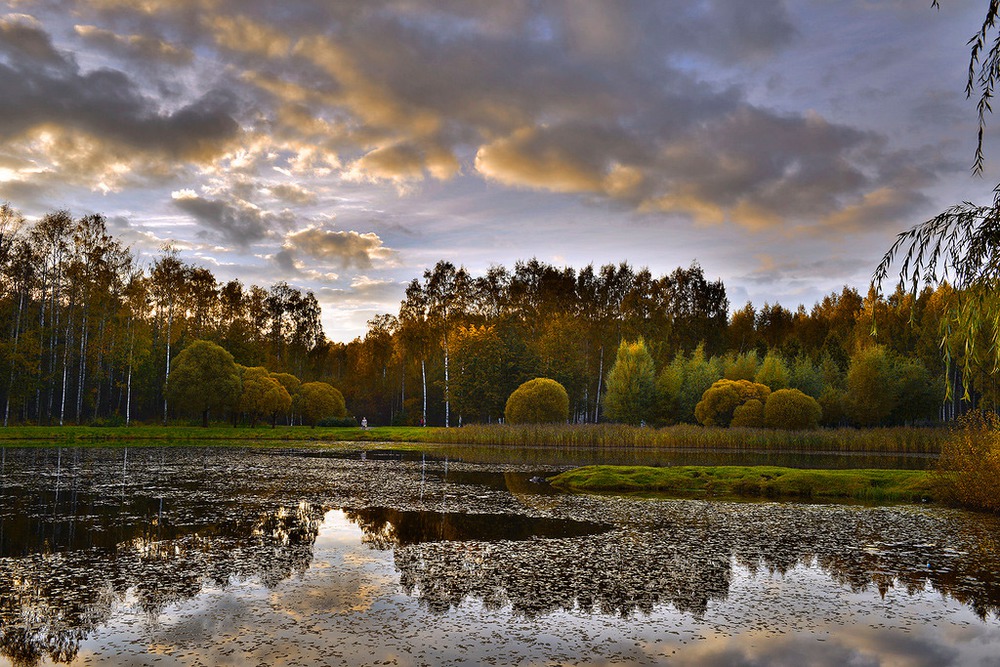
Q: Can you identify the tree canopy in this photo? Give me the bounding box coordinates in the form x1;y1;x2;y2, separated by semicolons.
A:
0;205;970;428
165;340;241;427
603;339;657;426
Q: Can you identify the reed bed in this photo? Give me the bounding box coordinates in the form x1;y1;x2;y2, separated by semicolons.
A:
0;423;948;457
418;423;948;455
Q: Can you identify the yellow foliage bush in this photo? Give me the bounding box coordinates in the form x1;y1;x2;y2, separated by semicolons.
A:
764;388;822;430
695;379;770;427
505;378;569;424
937;411;1000;513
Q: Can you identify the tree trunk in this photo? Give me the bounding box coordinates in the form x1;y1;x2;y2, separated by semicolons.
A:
421;358;427;425
443;334;450;428
125;317;134;427
4;289;24;427
163;302;174;426
59;308;73;427
76;312;88;424
202;408;209;428
594;345;604;423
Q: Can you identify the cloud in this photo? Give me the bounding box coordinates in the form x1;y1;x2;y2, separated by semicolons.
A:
0;2;950;236
281;226;395;270
267;183;317;205
0;14;241;189
171;189;293;246
73;24;193;65
0;14;65;64
205;13;292;58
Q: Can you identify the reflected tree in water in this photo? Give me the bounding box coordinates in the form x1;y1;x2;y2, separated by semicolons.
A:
0;502;324;665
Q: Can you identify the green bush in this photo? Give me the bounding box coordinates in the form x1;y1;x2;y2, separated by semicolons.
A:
730;399;765;428
695;379;770;427
317;416;359;427
764;388;822;430
505;378;569;424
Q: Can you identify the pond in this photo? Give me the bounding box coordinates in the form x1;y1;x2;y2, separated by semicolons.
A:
0;446;998;666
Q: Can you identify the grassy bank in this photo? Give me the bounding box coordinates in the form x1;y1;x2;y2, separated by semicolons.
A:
0;424;446;443
0;423;947;455
548;465;939;503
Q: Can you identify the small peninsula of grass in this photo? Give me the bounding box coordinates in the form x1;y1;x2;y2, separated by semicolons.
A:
548;465;939;503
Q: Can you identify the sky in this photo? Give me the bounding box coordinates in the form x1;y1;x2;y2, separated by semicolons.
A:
0;0;998;341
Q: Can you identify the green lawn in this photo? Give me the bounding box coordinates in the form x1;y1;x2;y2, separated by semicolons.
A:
548;465;939;503
0;424;447;443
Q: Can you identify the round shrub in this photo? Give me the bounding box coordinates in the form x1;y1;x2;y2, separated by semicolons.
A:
695;379;770;427
764;388;822;430
505;378;569;424
298;382;347;427
730;399;765;428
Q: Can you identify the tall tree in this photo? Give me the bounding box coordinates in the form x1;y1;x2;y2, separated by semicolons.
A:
603;338;657;426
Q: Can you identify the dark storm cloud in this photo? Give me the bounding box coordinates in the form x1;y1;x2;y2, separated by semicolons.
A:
0;14;240;177
171;190;292;247
0;14;65;64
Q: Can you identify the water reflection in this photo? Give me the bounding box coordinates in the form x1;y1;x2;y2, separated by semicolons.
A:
0;446;997;666
344;507;609;549
344;503;1000;621
0;499;323;666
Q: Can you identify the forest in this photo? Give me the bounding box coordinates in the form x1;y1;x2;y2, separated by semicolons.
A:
0;205;989;428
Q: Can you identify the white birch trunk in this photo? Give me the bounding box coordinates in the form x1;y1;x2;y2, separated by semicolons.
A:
4;290;24;427
594;345;604;423
443;335;450;428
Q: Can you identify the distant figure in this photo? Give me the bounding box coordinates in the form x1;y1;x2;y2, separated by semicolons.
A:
361;417;368;429
419;416;425;427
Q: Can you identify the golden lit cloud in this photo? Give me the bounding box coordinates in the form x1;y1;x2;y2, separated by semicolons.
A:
73;24;193;64
206;13;291;58
475;127;605;194
281;226;395;270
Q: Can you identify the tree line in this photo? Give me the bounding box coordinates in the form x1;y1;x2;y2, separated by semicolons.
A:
0;206;329;426
362;260;978;428
0;205;987;427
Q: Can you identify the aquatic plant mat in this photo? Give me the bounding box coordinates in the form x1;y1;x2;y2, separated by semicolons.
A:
548;465;938;502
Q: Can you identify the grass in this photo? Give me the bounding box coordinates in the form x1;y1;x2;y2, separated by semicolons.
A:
0;422;947;455
0;424;448;444
548;465;940;503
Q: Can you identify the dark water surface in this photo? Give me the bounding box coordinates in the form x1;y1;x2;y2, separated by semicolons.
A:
0;446;998;666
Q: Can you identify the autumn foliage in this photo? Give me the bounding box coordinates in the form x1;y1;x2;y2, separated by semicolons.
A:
505;378;570;424
695;379;770;427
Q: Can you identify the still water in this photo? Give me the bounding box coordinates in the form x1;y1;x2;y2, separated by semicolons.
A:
0;446;998;666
